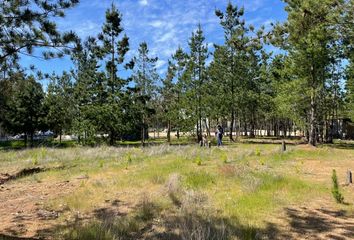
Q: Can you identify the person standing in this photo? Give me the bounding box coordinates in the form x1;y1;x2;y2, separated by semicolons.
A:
216;125;224;147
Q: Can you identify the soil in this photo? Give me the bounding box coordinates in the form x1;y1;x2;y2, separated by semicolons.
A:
0;151;353;239
0;178;77;239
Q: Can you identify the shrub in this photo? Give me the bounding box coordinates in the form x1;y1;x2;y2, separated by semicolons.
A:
221;153;228;163
255;148;261;156
178;191;228;240
195;155;202;166
331;169;344;204
137;195;158;221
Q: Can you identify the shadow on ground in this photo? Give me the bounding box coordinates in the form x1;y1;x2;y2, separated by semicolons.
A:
325;143;354;150
1;202;354;240
283;207;354;240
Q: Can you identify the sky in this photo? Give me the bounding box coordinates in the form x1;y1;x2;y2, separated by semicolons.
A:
20;0;288;80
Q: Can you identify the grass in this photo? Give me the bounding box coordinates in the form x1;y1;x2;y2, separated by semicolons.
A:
0;142;353;239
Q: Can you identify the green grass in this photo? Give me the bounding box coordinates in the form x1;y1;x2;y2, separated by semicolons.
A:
0;142;353;239
184;171;216;189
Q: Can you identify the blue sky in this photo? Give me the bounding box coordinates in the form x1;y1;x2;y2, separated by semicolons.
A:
20;0;288;80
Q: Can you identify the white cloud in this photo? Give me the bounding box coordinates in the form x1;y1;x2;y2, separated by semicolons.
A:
139;0;148;6
28;0;279;77
243;0;265;12
155;59;166;69
156;31;176;43
149;20;164;28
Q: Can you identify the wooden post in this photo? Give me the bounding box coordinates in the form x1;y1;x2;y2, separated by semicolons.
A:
347;170;352;184
282;140;286;152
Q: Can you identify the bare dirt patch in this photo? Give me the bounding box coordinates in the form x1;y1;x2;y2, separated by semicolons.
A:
0;179;77;239
274;204;354;240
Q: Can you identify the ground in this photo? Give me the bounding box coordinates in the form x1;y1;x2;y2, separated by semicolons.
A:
0;141;353;239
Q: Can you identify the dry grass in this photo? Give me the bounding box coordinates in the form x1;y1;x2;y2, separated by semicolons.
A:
0;143;353;239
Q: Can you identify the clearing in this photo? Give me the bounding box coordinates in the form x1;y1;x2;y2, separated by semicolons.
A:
0;142;353;239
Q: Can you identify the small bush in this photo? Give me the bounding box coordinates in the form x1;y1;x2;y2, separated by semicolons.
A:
195;155;202;166
255;148;261;156
221;153;228;163
136;194;159;221
331;169;344;204
178;191;228;240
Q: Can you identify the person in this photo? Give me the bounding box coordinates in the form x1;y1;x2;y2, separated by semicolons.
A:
215;125;224;147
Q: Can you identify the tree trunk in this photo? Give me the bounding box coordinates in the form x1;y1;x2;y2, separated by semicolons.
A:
109;130;114;146
30;132;34;148
141;117;145;147
24;134;28;148
230;110;235;141
244;120;248;136
236;118;241;140
250;113;255;138
309;89;317;146
167;120;171;143
204;118;210;137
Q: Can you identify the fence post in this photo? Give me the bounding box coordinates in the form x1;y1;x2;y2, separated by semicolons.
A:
282;140;286;152
347;170;352;184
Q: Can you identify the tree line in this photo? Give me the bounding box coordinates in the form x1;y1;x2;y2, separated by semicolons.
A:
0;0;354;147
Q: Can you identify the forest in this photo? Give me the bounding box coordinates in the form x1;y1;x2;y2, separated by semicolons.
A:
0;0;353;148
1;1;354;239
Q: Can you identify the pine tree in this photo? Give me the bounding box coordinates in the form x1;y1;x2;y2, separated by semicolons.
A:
0;0;79;75
343;0;354;122
46;72;75;143
184;25;208;142
272;0;343;146
213;2;263;140
71;37;103;145
171;47;188;139
3;74;45;147
98;3;132;145
160;61;177;143
132;42;159;146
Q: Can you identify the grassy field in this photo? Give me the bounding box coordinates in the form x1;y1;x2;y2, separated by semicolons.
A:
0;141;353;239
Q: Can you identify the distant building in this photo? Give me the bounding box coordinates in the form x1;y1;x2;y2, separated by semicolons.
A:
341;119;354;139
